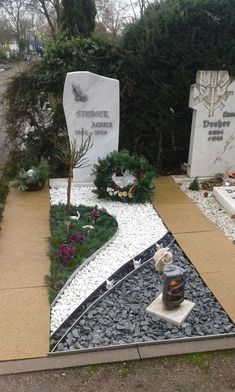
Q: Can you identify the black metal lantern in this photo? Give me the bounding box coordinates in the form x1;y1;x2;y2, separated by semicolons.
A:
162;265;185;310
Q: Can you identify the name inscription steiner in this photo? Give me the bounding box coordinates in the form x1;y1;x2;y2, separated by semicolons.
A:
75;110;112;136
187;70;235;177
63;71;119;183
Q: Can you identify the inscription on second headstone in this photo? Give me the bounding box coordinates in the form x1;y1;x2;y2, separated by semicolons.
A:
187;70;235;177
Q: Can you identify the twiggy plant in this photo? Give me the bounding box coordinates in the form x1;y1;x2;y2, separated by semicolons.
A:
53;130;93;211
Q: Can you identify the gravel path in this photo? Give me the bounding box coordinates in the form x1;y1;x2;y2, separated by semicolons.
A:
181;182;235;242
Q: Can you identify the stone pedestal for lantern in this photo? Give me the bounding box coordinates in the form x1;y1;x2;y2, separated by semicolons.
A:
147;252;195;327
146;294;195;327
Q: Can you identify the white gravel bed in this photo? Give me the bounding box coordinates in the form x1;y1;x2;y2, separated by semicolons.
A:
50;186;167;333
181;182;235;242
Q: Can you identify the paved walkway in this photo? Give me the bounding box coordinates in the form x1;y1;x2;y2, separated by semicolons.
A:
152;176;235;323
0;187;50;361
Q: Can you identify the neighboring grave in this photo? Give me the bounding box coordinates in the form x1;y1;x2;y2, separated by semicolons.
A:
213;186;235;215
63;71;119;183
187;70;235;178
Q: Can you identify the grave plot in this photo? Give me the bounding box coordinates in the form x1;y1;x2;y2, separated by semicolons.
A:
49;187;235;354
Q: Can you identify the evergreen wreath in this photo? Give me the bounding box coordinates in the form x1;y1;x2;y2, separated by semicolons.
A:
93;150;155;203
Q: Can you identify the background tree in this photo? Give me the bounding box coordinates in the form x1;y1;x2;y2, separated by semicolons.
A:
0;0;29;48
95;0;129;40
0;13;12;46
4;0;235;174
128;0;155;20
60;0;96;38
28;0;61;40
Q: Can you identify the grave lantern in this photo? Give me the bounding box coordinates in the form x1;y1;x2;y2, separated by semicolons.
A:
162;265;185;310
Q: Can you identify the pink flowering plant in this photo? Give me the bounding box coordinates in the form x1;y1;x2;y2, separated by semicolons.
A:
66;232;86;244
48;204;118;303
89;208;101;222
58;244;75;263
57;232;85;264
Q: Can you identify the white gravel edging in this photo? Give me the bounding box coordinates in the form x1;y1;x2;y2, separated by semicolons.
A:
181;182;235;242
50;187;167;333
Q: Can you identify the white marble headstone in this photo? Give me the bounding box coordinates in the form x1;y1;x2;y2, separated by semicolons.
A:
63;71;119;183
213;186;235;215
187;70;235;177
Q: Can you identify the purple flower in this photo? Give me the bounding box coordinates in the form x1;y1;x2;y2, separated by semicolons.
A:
58;244;75;263
67;232;86;243
90;209;101;219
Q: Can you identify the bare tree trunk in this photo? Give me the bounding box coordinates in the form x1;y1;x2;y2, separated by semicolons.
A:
28;0;58;39
67;162;73;212
39;0;56;39
53;131;93;212
52;0;61;28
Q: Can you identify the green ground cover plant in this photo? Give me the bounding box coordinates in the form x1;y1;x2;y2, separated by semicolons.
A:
48;204;118;302
188;177;200;191
9;157;49;191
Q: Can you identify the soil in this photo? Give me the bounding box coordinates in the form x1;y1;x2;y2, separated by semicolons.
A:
0;62;26;166
0;351;235;392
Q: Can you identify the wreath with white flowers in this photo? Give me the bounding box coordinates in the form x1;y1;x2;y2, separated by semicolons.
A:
92;150;155;203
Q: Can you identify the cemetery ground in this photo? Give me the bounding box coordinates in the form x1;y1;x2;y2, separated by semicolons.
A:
1;68;235;387
1;351;235;392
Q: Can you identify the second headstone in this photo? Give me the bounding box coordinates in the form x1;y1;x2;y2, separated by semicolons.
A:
187;70;235;178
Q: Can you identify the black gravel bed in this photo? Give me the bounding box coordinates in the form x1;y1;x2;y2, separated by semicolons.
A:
50;232;172;350
53;236;235;352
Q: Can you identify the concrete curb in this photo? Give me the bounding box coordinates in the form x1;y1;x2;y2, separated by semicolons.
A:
0;335;235;376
